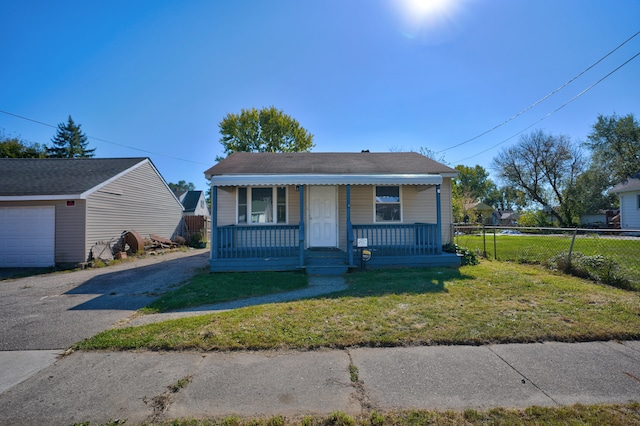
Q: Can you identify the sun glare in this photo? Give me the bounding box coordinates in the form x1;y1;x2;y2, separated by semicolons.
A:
393;0;463;41
403;0;451;18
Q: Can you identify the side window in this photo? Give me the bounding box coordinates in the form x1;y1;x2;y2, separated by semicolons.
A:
277;187;287;223
375;186;401;222
238;188;247;223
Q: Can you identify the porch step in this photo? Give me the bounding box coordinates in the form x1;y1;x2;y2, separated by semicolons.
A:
304;248;348;275
305;250;346;265
305;264;349;276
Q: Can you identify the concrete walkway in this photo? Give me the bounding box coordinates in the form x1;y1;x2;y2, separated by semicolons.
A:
0;340;639;425
124;275;348;327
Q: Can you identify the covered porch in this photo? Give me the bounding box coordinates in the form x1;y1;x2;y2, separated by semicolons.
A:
208;174;461;274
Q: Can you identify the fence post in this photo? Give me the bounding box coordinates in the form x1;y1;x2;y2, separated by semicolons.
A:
482;225;487;258
566;228;578;272
493;226;497;260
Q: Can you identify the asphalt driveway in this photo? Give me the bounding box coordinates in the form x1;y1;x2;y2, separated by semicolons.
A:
0;249;209;351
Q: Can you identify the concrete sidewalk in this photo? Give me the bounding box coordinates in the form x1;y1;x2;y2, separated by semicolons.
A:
0;340;639;425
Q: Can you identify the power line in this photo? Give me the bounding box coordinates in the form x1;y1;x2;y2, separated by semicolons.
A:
437;29;640;154
451;50;640;164
0;109;210;166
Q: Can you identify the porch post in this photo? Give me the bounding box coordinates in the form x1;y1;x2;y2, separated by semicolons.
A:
299;185;305;267
436;184;442;254
211;185;218;260
346;184;354;266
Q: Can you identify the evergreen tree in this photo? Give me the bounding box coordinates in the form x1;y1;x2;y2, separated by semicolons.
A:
47;115;95;158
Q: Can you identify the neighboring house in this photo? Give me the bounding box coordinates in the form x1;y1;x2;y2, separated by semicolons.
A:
579;210;619;228
175;190;211;245
499;210;520;226
204;151;460;274
609;172;640;230
0;158;184;267
175;190;210;216
464;202;495;224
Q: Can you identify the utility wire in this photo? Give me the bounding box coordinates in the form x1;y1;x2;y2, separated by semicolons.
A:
0;109;210;166
451;50;640;164
437;29;640;153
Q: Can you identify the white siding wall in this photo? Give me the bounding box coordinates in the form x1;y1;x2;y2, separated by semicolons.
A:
0;199;86;264
619;191;640;229
85;161;183;258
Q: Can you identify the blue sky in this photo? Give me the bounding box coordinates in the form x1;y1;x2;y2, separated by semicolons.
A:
2;0;639;190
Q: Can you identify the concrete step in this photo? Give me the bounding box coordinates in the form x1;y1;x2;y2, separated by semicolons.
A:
305;264;349;276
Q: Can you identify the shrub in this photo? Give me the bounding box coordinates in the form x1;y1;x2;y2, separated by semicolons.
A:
187;231;207;248
443;243;479;266
546;251;634;290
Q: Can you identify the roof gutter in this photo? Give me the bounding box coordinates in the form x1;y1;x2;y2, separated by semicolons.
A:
210;174;443;186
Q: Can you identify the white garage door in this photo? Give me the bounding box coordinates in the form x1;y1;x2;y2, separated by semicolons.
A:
0;206;55;267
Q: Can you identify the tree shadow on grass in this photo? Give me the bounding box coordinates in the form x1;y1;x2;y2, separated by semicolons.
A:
315;267;473;300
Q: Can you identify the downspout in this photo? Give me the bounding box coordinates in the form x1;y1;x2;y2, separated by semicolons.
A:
346;184;354;266
436;184;442;254
211;185;218;260
299;185;305;268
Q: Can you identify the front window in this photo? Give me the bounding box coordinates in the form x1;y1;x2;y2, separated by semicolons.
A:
238;187;287;224
375;186;401;222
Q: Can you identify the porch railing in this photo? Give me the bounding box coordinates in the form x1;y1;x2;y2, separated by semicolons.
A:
216;225;299;259
352;223;440;256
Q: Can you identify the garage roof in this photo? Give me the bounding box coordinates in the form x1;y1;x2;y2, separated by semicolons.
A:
0;157;149;199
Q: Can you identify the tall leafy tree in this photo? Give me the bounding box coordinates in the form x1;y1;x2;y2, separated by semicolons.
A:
0;130;47;158
492;130;584;227
218;106;314;158
452;164;496;204
451;164;498;222
585;113;640;184
486;185;527;212
168;180;196;192
47;115;95;158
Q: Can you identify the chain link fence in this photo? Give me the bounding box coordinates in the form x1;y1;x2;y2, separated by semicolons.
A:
452;224;640;287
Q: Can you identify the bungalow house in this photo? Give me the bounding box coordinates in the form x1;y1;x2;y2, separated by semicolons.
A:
0;157;183;267
609;171;640;230
204;151;460;274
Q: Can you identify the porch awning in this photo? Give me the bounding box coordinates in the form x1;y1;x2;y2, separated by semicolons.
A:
210;174;443;186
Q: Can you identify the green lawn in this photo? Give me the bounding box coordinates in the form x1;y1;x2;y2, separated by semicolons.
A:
74;260;640;352
455;233;640;284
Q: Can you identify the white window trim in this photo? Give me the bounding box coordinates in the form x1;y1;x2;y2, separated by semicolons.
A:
373;185;403;223
236;186;288;225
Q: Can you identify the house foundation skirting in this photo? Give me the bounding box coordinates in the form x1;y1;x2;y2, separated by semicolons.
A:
209;252;460;273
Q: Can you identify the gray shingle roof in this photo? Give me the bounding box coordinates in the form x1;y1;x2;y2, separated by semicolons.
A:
180;190;203;212
0;158;147;197
204;152;457;178
610;171;640;194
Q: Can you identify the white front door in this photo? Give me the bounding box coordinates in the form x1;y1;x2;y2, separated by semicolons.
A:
308;186;337;247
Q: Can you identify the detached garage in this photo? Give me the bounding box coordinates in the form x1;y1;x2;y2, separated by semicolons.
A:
0;158;184;267
0;206;55;267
